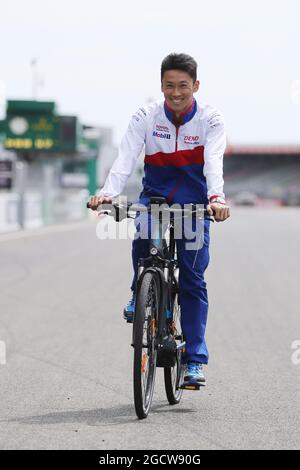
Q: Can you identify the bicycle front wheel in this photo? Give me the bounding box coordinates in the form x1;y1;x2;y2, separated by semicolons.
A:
133;272;159;419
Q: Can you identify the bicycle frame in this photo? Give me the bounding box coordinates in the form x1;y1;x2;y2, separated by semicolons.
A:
88;197;211;363
133;201;179;353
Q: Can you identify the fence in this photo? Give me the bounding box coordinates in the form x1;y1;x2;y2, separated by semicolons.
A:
0;189;89;233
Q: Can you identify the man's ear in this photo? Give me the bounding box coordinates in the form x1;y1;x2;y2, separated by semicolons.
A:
193;80;200;93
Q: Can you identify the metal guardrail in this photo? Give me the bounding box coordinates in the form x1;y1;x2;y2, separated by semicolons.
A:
0;189;89;233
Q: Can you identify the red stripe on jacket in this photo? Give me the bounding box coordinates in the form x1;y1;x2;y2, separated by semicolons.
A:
144;146;204;167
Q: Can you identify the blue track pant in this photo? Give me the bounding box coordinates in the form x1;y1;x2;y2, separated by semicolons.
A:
131;213;210;364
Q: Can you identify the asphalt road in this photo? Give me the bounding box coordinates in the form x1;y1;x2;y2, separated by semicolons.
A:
0;208;299;450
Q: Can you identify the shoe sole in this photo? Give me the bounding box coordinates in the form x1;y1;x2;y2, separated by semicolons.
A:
180;382;206;390
181;376;206;389
123;309;133;323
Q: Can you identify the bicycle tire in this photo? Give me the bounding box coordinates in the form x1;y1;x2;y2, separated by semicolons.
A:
133;271;159;419
164;291;184;405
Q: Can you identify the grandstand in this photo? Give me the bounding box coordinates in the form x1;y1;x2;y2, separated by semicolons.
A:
224;145;300;205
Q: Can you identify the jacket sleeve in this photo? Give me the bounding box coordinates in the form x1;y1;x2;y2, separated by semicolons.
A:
98;107;147;197
203;109;227;203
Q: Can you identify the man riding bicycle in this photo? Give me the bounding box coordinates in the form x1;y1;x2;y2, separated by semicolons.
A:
88;53;230;388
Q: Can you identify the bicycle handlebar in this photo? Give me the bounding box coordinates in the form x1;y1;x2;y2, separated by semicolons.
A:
86;200;213;221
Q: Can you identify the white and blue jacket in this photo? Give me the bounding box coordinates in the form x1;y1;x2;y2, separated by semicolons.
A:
100;99;226;205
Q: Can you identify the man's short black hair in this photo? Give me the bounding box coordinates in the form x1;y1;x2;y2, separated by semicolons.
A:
161;53;197;83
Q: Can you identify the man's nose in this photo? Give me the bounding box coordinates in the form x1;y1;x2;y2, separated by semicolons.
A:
172;87;181;96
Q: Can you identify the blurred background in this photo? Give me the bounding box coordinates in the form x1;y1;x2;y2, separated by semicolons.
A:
0;0;299;232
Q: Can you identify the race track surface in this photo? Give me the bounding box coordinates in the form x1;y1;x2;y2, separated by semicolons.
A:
0;208;299;449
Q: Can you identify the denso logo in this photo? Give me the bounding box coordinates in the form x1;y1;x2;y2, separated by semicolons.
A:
153;131;171;139
184;135;200;143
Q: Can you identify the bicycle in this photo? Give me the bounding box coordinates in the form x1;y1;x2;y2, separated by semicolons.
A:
87;196;212;419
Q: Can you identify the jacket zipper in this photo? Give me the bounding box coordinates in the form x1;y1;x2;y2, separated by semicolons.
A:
167;124;183;204
175;125;179;151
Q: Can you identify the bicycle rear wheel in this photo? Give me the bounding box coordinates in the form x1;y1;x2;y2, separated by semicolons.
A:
164;292;184;405
133;272;159;419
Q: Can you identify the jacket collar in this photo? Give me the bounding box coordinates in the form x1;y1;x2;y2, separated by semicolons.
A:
164;98;197;126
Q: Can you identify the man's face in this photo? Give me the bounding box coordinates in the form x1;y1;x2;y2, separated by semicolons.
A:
161;69;199;115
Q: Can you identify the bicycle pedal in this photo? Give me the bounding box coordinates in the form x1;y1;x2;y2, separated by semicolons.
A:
175;335;183;341
180;383;205;390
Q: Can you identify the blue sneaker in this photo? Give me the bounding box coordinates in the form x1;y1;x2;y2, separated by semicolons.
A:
182;361;206;388
123;295;135;323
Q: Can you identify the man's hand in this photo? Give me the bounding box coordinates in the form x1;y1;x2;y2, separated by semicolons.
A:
207;202;230;222
88;195;113;211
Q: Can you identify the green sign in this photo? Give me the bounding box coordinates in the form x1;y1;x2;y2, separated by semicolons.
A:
3;100;78;153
